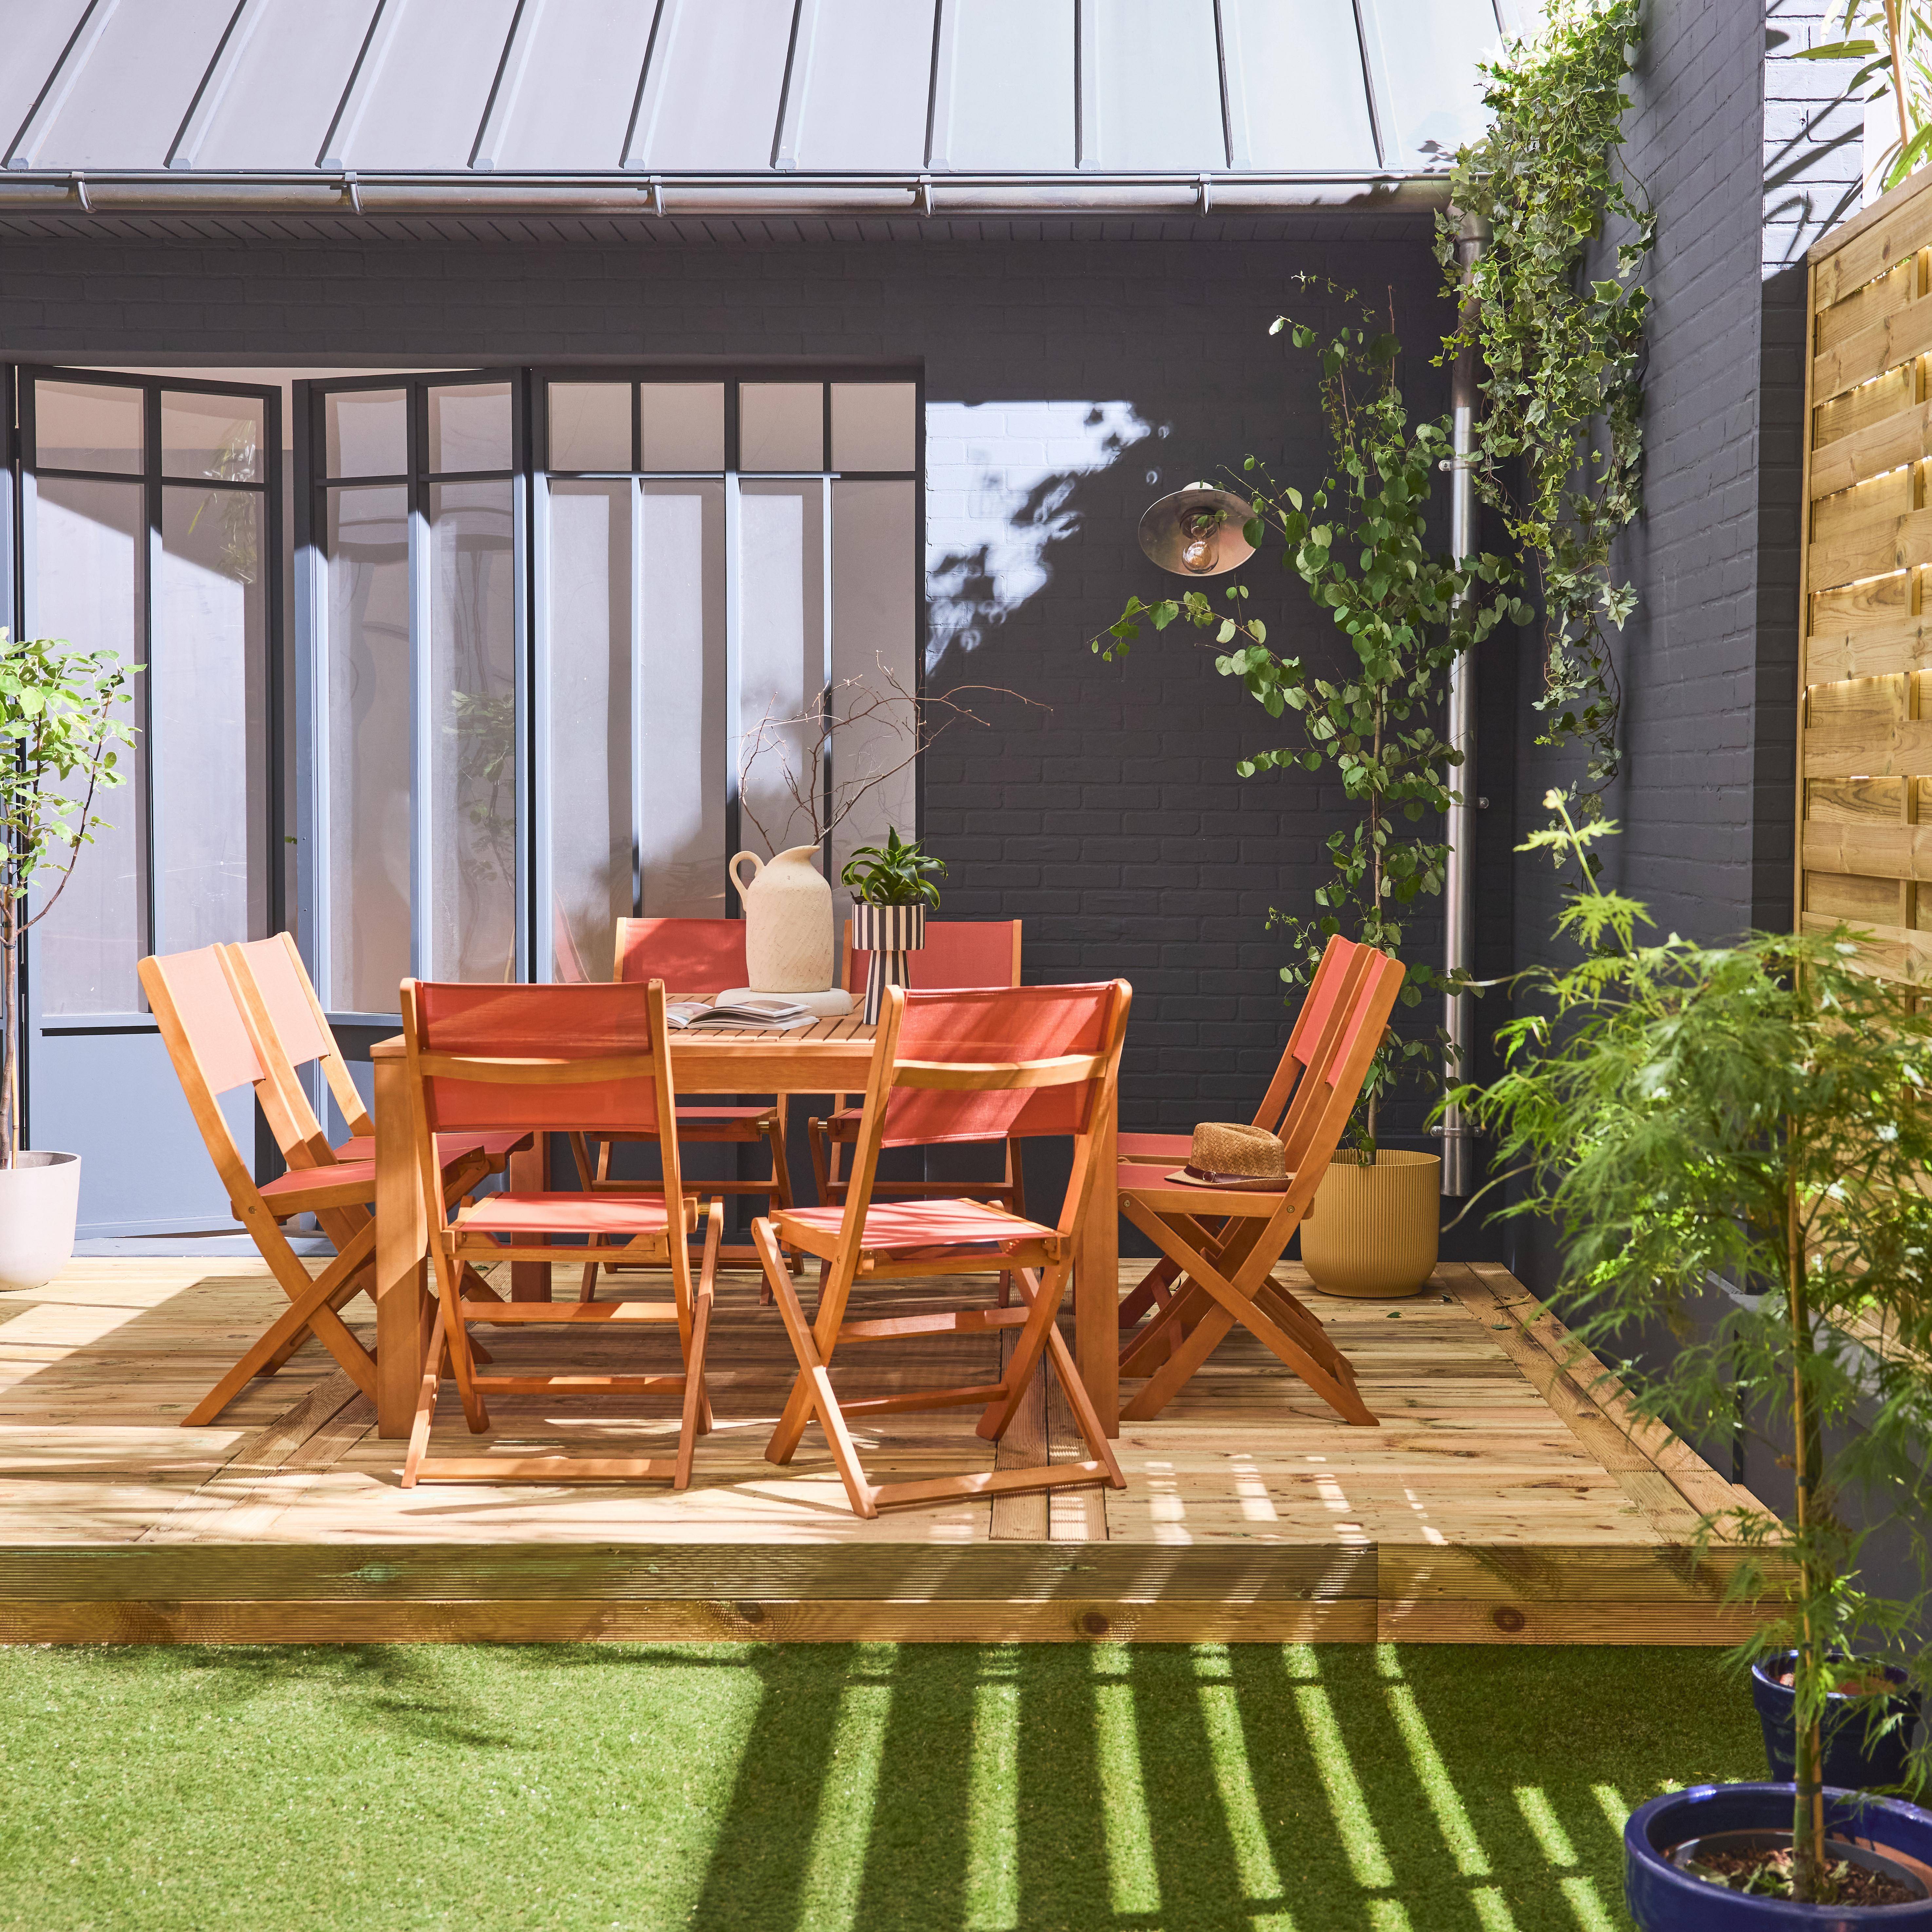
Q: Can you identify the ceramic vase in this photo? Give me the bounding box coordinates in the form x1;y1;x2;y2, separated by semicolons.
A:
729;845;834;993
850;902;927;1024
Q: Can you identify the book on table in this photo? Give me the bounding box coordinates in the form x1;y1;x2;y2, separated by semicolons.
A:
665;996;816;1031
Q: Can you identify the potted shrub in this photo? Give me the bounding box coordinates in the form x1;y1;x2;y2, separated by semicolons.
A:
840;827;945;1024
0;630;135;1289
1096;282;1524;1294
1456;794;1932;1919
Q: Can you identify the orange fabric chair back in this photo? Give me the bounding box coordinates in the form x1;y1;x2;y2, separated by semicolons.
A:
880;982;1123;1148
614;918;747;995
404;981;665;1136
228;935;333;1068
847;918;1021;993
144;946;264;1098
1291;936;1358;1067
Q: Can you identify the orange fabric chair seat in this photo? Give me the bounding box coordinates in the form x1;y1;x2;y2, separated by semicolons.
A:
456;1192;678;1240
1118;1131;1193;1163
776;1198;1058;1254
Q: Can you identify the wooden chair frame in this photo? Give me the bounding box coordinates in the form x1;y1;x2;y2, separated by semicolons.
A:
757;979;1131;1519
399;976;723;1490
140;947;407;1427
1113;946;1406;1425
571;915;795;1296
1116;932;1357;1338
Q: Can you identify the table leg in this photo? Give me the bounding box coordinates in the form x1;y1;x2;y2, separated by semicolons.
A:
373;1047;430;1439
1075;1076;1120;1437
510;1134;552;1302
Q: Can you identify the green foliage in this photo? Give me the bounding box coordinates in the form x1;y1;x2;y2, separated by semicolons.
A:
1801;2;1932;193
1438;0;1654;808
0;630;136;1163
1095;285;1527;1142
1450;795;1932;1899
840;825;946;908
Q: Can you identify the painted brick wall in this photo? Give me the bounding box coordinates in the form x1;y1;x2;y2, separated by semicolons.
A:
0;225;1513;1248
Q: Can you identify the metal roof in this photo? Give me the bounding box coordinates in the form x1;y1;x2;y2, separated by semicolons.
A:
0;0;1516;229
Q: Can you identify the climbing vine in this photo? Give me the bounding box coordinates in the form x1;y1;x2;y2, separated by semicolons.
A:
1438;0;1654;808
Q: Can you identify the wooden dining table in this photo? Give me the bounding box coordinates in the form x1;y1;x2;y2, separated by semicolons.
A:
367;1012;1122;1441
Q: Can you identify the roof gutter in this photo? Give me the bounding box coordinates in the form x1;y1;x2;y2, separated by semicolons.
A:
0;168;1454;218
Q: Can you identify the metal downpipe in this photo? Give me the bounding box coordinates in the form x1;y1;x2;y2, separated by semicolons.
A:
1441;208;1489;1199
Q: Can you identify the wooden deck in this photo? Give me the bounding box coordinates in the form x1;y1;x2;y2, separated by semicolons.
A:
0;1255;1768;1644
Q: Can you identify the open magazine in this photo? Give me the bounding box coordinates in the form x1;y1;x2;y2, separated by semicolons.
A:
664;996;816;1031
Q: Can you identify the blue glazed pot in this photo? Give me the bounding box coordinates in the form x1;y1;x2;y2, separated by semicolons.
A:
1625;1783;1932;1929
1752;1655;1922;1792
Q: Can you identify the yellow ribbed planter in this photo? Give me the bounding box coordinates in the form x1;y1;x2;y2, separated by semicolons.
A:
1298;1149;1441;1299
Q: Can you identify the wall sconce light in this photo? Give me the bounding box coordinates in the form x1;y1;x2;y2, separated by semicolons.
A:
1137;483;1255;577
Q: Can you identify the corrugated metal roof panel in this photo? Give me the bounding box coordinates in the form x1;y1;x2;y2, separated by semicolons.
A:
330;0;521;170
786;0;938;172
0;0;94;164
1222;0;1379;174
1083;0;1225;173
933;0;1076;173
1363;0;1503;169
185;0;381;172
627;0;796;173
482;0;657;172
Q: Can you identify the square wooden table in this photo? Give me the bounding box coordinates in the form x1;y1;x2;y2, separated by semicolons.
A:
368;1015;1121;1440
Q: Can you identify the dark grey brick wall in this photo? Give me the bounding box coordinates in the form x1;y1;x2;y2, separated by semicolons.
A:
0;226;1511;1250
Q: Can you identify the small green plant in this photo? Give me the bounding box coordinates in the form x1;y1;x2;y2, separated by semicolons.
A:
1094;283;1525;1144
0;631;136;1165
1801;2;1932;192
1439;0;1654;808
1450;793;1932;1903
839;827;945;909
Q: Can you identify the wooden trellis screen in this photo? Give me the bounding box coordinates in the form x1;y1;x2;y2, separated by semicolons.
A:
1799;175;1932;980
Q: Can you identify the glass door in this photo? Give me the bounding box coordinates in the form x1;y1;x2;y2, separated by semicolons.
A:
18;369;279;1235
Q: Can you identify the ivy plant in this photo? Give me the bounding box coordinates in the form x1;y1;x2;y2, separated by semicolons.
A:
1450;794;1932;1902
1438;0;1654;808
1094;284;1527;1145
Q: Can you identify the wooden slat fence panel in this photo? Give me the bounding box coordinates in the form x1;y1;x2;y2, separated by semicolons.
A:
1799;174;1932;980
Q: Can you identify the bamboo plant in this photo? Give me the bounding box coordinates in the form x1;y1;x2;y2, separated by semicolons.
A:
1453;794;1932;1903
0;631;135;1164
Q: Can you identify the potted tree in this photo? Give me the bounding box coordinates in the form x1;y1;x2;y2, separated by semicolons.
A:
0;630;135;1289
1456;794;1932;1920
1096;282;1525;1294
840;826;945;1024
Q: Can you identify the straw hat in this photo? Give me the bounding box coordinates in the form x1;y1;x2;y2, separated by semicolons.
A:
1171;1121;1288;1191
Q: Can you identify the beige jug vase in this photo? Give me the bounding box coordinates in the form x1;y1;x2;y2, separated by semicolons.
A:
730;845;834;993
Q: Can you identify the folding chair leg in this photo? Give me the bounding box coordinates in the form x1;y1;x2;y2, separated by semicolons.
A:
754;1220;876;1517
974;1259;1072;1443
1119;1255;1181;1328
807;1116;834;1206
1041;1324;1127;1489
674;1280;714;1492
401;1308;448;1489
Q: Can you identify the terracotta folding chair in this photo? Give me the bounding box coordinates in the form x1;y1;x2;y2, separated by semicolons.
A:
1115;933;1358;1337
1112;944;1406;1425
399;976;723;1489
141;945;392;1427
570;916;794;1296
808;918;1027;1218
757;979;1132;1519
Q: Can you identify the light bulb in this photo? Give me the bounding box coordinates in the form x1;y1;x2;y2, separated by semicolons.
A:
1179;509;1220;574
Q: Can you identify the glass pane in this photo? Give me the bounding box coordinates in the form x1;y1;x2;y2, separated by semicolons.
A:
429;382;513;475
324;389;406;480
325;486;410;1011
428;480;517;982
548;383;632;472
547;480;631;979
155;486;264;953
640;481;726;918
30;478;145;1013
830;481;918;908
739;385;823;473
737;482;825;861
640;384;725;472
35;381;142;474
831;384;917;472
161;392;263;482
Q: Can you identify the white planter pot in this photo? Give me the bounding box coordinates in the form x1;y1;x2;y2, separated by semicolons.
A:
729;845;834;993
0;1151;81;1290
1298;1149;1440;1299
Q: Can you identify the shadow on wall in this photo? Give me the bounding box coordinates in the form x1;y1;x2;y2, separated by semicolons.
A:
926;399;1153;672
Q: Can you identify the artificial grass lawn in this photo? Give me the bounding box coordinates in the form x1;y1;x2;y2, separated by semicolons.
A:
0;1642;1759;1932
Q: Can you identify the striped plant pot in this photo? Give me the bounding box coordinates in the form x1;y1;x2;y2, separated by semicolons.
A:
850;902;927;1023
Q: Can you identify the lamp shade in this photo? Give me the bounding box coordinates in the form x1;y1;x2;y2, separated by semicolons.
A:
1137;484;1256;577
